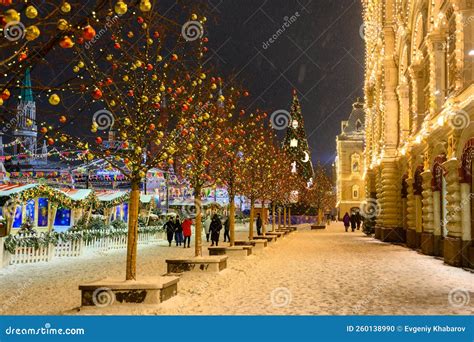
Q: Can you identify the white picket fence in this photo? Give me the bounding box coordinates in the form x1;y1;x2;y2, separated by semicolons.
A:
55;239;83;257
9;232;54;265
5;228;164;267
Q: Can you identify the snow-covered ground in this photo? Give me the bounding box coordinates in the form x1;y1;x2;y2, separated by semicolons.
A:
1;222;473;315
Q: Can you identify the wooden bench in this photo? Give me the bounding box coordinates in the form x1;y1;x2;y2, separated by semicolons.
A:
165;256;228;273
253;235;276;243
311;225;326;230
208;246;252;258
79;276;179;306
234;240;267;250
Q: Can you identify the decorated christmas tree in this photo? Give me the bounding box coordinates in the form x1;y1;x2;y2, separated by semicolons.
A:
283;90;314;184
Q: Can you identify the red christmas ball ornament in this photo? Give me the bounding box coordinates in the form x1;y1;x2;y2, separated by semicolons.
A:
153;102;161;109
82;25;96;41
92;88;103;100
202;47;208;53
95;137;103;144
77;37;84;45
171;54;178;61
59;116;67;124
114;42;121;49
149;123;156;131
146;63;153;71
137;16;144;24
124;158;130;164
105;77;113;85
18;52;27;61
112;63;118;70
182;104;189;112
59;36;74;48
40;127;48;134
127;90;134;97
47;138;54;146
153;31;160;38
202;37;208;43
239;109;245;116
1;89;10;100
243;91;250;97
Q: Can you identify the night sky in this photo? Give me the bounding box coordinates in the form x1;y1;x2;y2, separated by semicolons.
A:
204;0;365;165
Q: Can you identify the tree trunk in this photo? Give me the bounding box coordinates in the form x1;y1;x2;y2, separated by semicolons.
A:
283;206;287;228
288;206;291;227
262;200;266;236
249;197;255;240
126;179;140;280
318;208;323;225
278;207;281;230
229;194;235;246
194;186;203;257
272;203;276;232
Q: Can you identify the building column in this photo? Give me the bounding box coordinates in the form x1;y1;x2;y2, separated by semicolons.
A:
420;170;435;255
374;166;383;240
432;190;442;256
378;159;404;242
443;159;463;266
406;176;417;248
460;182;472;267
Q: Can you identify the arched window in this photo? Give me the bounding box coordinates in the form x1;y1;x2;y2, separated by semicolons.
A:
352;185;360;199
351;154;360;173
356;119;362;131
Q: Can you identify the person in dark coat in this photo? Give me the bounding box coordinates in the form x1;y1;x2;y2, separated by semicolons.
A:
342;212;350;232
355;212;362;230
350;212;357;232
163;217;175;247
174;217;183;246
256;213;262;235
223;216;230;242
209;214;222;246
181;218;192;248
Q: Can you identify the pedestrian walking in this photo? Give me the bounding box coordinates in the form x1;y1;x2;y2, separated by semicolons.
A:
256;213;262;236
350;212;357;232
356;212;362;230
204;215;212;242
223;216;230;242
209;214;222;246
342;212;350;232
182;217;192;248
163;217;175;247
174;216;183;246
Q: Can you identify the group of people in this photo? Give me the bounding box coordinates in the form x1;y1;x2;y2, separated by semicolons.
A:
163;216;193;248
163;213;235;248
342;211;362;232
203;214;232;246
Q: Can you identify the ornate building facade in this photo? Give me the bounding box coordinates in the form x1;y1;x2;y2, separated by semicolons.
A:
335;99;366;219
362;0;474;268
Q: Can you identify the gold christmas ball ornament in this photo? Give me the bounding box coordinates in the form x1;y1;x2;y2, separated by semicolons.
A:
25;25;40;41
78;61;84;68
57;19;69;31
61;2;72;13
140;0;152;12
200;73;206;80
114;1;128;15
49;94;60;105
73;66;80;73
124;118;131;125
191;13;198;20
141;95;149;103
26;6;38;19
122;75;129;82
0;98;3;106
4;9;20;23
110;100;116;107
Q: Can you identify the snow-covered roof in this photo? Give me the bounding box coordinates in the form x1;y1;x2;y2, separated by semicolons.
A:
338;99;365;141
0;183;38;197
60;188;93;201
